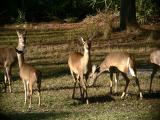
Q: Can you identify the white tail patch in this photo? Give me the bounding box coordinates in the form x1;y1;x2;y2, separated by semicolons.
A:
127;57;136;77
127;57;130;68
129;67;136;77
92;65;97;73
80;37;85;45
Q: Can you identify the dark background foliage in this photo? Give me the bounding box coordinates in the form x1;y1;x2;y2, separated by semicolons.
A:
0;0;160;24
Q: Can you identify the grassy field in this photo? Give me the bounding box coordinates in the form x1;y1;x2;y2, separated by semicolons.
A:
0;23;160;120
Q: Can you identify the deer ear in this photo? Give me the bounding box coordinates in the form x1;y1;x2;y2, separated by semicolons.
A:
79;37;85;45
92;65;97;73
16;30;20;36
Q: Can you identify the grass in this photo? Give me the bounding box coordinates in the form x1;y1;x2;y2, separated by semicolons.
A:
0;22;160;120
1;74;160;120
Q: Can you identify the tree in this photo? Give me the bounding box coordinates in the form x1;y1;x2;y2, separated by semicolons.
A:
120;0;139;32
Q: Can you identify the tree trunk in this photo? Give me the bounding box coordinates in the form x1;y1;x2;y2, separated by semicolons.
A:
120;0;126;30
120;0;139;32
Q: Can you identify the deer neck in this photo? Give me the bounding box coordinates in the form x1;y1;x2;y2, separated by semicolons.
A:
16;52;24;69
81;48;90;74
94;65;107;80
82;48;89;64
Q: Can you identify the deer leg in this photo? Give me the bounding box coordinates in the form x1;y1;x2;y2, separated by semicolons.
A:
22;80;27;104
114;72;119;94
37;80;41;106
80;73;88;104
85;86;89;104
150;65;158;93
109;72;113;94
121;73;130;99
6;66;12;93
84;75;89;104
134;77;143;99
80;74;85;102
28;83;33;109
4;69;7;92
77;75;83;100
72;81;77;99
26;81;30;99
70;70;77;99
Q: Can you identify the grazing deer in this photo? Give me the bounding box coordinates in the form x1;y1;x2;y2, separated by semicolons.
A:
0;47;17;92
16;30;41;109
68;36;93;104
91;64;120;94
88;52;143;99
149;50;160;92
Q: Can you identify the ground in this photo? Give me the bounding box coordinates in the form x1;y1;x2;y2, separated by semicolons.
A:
0;20;160;120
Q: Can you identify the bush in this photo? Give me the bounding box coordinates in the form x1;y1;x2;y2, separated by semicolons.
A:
88;0;160;24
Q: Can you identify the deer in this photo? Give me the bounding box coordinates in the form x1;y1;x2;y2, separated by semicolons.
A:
88;52;143;100
149;49;160;93
16;30;41;109
68;36;93;104
0;47;17;93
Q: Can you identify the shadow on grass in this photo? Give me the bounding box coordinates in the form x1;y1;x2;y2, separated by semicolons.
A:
41;84;103;92
143;91;160;99
72;94;115;105
42;86;74;92
89;94;115;103
41;67;70;80
0;111;70;120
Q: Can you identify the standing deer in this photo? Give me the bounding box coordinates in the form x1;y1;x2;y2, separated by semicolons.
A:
149;50;160;92
0;47;17;93
16;30;41;109
68;36;93;104
88;52;143;99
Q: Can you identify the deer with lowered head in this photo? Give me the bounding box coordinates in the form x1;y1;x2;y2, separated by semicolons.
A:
16;30;41;109
0;47;17;93
149;49;160;92
88;52;143;99
68;36;93;104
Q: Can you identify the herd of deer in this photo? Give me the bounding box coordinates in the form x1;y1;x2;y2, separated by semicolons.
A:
0;30;160;109
68;35;160;104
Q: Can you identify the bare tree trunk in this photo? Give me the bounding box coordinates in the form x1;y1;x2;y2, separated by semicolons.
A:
120;0;139;32
120;0;126;30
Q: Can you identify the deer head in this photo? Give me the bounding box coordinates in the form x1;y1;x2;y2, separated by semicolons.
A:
88;65;100;86
16;30;27;52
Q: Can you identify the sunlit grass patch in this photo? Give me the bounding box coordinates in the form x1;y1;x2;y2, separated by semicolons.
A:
0;22;159;120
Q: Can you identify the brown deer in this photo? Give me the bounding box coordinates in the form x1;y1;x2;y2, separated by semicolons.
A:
0;47;17;93
68;36;93;104
149;50;160;92
16;30;41;109
88;52;143;99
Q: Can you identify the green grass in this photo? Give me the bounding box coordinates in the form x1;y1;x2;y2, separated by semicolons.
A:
0;25;160;120
1;74;160;120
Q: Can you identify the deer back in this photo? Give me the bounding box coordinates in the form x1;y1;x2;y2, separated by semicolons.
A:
0;47;17;67
150;50;160;66
100;52;134;73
